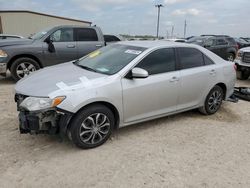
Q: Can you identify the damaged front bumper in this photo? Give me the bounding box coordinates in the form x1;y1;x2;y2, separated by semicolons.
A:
15;94;73;135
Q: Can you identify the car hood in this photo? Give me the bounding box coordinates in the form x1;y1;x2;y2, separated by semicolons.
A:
241;47;250;52
15;62;109;97
0;38;34;47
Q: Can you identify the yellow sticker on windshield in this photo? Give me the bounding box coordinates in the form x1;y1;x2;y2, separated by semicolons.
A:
89;50;101;58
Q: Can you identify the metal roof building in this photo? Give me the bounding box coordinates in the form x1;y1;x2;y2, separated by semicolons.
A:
0;10;91;37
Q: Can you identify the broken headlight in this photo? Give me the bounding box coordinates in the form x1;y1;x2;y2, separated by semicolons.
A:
19;96;65;111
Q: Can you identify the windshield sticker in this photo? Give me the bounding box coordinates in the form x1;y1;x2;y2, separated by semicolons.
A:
125;49;142;55
97;67;109;72
89;50;101;58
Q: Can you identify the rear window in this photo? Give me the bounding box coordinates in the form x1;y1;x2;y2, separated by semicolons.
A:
104;35;121;42
76;28;98;41
178;48;204;69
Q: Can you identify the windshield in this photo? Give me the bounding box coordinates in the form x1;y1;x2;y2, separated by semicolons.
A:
75;44;146;75
29;27;51;40
187;37;208;45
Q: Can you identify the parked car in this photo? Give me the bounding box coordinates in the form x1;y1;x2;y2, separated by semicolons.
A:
234;38;250;49
235;47;250;80
0;25;106;80
187;35;238;61
240;37;250;43
15;41;236;149
0;34;24;40
164;38;186;43
104;34;123;44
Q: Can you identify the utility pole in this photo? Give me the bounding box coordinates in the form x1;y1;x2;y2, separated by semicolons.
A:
155;4;163;39
184;19;187;38
171;25;174;38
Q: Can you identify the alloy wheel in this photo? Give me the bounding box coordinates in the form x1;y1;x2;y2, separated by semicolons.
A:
227;55;234;62
207;90;223;113
79;113;111;145
16;62;36;79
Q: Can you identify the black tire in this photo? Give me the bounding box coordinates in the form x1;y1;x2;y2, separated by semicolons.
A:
70;104;115;149
226;53;235;62
199;85;224;115
10;57;40;81
236;70;250;80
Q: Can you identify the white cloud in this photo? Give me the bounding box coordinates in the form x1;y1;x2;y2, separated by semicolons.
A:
70;0;148;12
164;0;190;5
172;8;201;16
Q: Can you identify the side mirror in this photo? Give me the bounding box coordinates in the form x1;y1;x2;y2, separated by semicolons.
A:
131;67;149;79
204;44;211;48
44;37;55;53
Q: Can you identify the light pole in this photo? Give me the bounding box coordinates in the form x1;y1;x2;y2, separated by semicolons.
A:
184;19;187;38
155;4;163;39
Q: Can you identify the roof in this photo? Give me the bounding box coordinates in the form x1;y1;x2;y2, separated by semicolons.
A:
118;40;195;48
0;10;91;24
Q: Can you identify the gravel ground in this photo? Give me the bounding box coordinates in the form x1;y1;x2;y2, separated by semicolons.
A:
0;74;250;188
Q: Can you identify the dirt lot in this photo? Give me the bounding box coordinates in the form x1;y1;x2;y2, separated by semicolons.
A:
0;74;250;188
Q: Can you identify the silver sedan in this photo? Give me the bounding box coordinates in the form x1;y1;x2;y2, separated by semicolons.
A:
15;41;236;149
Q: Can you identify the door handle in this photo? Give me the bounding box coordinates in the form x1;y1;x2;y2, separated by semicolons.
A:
67;44;75;48
96;44;102;47
170;76;179;82
209;69;216;75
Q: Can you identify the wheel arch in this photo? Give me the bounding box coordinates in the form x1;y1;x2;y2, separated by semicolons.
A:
68;101;121;131
215;82;227;99
7;54;43;70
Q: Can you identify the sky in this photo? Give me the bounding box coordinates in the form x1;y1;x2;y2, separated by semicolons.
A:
0;0;250;37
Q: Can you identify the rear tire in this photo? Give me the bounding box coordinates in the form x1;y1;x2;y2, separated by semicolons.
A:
10;57;40;81
227;53;235;61
199;85;224;115
70;104;115;149
236;70;250;80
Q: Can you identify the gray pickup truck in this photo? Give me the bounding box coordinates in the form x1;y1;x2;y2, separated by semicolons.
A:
0;25;105;80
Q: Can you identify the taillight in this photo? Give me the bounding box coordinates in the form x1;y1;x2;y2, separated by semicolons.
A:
236;44;239;51
234;64;237;71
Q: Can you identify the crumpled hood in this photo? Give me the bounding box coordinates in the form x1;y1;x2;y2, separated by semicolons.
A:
0;38;34;47
15;62;108;97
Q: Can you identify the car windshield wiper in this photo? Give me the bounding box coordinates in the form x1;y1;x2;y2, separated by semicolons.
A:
76;64;98;73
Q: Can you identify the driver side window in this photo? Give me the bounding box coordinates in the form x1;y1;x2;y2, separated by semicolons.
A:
205;39;216;46
50;28;74;42
136;48;176;75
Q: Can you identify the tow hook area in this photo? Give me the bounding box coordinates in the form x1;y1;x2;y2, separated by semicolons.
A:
228;87;250;103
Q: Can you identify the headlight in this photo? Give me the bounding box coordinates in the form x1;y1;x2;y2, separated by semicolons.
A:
236;51;243;60
20;96;66;111
0;50;8;58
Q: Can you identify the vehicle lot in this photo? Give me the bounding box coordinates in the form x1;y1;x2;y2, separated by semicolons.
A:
0;74;250;187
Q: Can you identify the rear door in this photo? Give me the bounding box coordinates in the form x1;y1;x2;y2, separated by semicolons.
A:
177;47;217;110
122;48;180;123
75;28;105;59
43;27;77;66
204;37;221;56
216;38;229;59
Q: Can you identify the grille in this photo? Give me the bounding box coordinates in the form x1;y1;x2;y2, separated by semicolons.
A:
242;52;250;63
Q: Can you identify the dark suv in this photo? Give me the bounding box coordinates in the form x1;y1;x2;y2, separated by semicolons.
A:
187;35;238;61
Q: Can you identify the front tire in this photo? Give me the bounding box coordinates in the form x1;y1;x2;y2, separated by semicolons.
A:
10;57;40;81
70;105;115;149
199;85;224;115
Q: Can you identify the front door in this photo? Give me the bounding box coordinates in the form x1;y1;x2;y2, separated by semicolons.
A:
122;48;180;123
43;28;77;66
